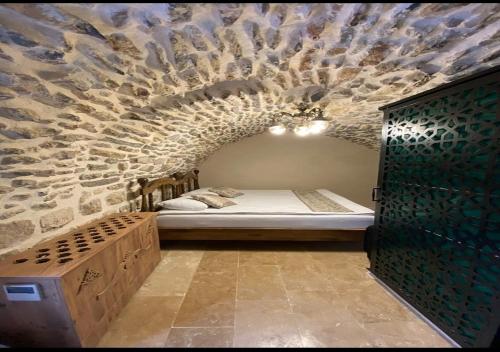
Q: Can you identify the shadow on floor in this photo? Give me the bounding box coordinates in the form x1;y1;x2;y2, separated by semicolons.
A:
160;240;365;253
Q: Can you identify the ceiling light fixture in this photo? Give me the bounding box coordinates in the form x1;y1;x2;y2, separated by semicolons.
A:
308;109;329;135
294;125;311;137
268;103;330;136
269;124;286;135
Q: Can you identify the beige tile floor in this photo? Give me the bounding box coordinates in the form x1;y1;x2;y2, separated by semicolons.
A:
98;241;454;348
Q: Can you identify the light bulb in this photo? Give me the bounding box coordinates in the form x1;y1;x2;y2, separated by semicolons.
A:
294;125;311;137
269;125;286;135
309;120;329;134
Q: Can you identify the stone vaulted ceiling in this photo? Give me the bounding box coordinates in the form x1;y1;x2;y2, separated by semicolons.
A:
0;3;499;253
1;3;499;153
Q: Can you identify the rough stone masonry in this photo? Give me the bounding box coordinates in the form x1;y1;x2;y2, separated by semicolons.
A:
0;3;499;256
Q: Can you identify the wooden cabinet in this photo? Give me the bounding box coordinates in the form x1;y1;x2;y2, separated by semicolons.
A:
0;212;160;347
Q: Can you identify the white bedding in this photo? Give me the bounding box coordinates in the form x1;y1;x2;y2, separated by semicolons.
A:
157;189;374;230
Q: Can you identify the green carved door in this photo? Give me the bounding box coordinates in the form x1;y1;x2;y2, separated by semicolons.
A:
370;67;500;347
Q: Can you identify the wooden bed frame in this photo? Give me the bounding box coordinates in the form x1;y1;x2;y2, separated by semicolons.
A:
137;170;366;242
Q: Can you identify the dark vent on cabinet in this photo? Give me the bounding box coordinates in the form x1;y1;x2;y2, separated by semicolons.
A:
7;214;145;271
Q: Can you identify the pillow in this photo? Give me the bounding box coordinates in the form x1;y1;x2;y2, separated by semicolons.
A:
181;188;218;197
190;194;237;209
208;187;244;198
157;198;208;211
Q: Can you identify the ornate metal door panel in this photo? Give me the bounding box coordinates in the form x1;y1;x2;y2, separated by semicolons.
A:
370;67;500;347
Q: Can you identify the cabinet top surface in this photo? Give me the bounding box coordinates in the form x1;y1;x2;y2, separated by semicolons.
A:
0;212;157;278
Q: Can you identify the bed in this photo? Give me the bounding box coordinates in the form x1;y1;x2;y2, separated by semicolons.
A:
137;170;374;242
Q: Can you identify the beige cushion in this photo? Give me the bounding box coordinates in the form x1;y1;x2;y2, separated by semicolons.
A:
208;187;243;198
181;188;218;197
190;194;237;208
158;198;208;211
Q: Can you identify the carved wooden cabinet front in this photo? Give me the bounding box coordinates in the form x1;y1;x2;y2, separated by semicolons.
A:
0;212;160;347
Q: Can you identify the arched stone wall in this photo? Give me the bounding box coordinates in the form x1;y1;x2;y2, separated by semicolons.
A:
0;3;499;256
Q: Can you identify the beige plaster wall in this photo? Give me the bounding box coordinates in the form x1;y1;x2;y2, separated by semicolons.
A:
199;132;380;209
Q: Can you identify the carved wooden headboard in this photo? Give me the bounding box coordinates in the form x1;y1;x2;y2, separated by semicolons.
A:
137;169;200;212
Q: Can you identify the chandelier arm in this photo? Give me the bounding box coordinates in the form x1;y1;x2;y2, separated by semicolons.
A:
269;105;329;136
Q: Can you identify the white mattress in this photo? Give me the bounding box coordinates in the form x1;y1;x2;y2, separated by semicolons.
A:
157;189;374;230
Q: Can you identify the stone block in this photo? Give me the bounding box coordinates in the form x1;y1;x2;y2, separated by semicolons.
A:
0;220;35;249
40;207;74;233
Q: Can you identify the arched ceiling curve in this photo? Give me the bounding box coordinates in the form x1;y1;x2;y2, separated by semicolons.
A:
0;2;499;169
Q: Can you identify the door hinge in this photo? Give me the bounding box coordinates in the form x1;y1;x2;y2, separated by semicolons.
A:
372;187;381;202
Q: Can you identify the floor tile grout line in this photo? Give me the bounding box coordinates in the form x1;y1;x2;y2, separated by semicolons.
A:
278;250;368;347
100;246;447;348
308;251;445;347
139;250;200;295
367;272;459;347
164;293;186;345
308;252;379;347
163;249;205;346
276;261;305;348
232;249;240;347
